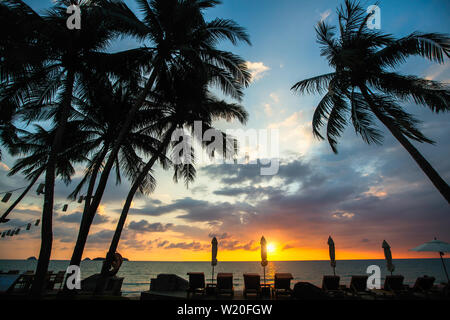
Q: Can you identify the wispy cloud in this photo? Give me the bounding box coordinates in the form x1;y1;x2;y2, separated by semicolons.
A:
319;9;331;22
245;61;270;81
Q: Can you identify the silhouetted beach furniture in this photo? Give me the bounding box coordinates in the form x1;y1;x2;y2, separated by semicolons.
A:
409;276;436;299
216;273;233;297
322;275;345;298
141;274;189;300
7;270;19;274
186;272;205;298
0;274;21;295
243;273;261;298
413;276;435;292
14;272;34;293
322;275;340;291
48;271;66;290
384;275;407;292
292;282;328;300
150;274;189;292
372;275;409;299
79;274;124;296
273;273;293;299
346;275;375;299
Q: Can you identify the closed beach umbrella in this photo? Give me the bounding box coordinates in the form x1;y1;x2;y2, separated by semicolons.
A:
260;236;268;285
328;236;336;276
211;237;218;284
410;238;450;283
382;240;395;275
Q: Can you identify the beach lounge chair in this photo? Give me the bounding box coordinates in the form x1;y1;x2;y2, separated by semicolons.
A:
7;270;19;274
292;282;328;300
321;275;346;298
384;275;406;292
186;272;206;298
48;271;66;290
413;276;435;292
346;275;375;299
216;273;233;297
0;274;22;295
372;275;408;299
322;275;340;291
273;273;293;299
410;276;436;299
243;273;261;298
13;272;34;293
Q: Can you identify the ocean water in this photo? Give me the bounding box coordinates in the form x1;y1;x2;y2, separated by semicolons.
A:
0;259;448;297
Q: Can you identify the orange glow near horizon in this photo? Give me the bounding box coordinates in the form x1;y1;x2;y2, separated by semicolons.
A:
0;241;442;261
0;233;443;261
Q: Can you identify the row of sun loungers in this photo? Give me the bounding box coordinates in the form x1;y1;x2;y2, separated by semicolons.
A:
185;272;443;300
0;270;66;294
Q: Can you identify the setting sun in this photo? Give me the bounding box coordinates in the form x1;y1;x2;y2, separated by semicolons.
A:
267;243;276;253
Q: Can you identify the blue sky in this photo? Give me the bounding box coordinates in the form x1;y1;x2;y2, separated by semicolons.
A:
0;0;449;261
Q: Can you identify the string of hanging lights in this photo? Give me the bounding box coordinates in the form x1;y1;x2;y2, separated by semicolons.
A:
1;183;88;225
0;219;41;239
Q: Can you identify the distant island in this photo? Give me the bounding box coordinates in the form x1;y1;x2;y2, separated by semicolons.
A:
27;256;37;261
82;257;91;261
92;257;129;261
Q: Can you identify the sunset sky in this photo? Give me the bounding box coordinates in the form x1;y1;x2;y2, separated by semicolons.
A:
0;0;449;261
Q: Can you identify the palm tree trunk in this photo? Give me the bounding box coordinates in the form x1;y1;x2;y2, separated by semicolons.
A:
101;126;176;276
360;85;450;203
31;69;75;297
81;64;160;241
0;171;42;223
61;64;161;283
68;145;109;272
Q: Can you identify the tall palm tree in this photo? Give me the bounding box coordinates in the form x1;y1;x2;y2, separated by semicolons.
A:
0;0;135;295
72;0;251;269
291;0;450;203
66;77;167;273
100;66;248;277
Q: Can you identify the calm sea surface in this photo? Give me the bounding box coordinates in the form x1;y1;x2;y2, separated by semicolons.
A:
0;259;448;297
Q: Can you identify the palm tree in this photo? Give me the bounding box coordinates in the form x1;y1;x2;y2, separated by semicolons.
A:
0;0;136;295
100;66;248;278
291;0;450;203
66;77;167;273
72;0;251;269
0;123;92;223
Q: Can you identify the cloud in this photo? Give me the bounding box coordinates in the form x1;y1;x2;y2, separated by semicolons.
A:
245;61;270;81
424;64;450;81
128;220;173;233
269;93;280;103
282;244;295;251
319;9;331;22
201;158;319;186
219;239;258;251
57;211;110;225
268;111;315;154
163;241;207;251
208;232;231;240
263;103;273;117
331;211;356;220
